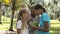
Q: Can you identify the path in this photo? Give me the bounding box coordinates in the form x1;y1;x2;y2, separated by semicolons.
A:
0;30;16;34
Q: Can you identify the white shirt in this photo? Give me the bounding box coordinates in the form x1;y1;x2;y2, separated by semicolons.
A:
17;20;29;34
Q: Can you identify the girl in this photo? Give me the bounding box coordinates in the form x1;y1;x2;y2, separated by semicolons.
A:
16;8;30;34
31;4;50;34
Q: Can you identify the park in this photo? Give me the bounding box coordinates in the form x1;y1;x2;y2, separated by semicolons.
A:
0;0;60;34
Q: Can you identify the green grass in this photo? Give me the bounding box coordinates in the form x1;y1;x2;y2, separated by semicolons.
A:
0;24;10;30
0;16;60;34
0;16;16;30
0;23;16;30
50;20;60;34
50;24;60;34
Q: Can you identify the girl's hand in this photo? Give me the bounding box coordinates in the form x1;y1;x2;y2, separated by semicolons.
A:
31;26;36;30
30;26;37;30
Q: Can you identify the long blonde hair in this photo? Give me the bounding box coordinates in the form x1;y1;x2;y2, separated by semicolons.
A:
17;8;28;30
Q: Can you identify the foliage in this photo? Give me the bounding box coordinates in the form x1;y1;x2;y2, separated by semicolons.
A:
0;0;2;3
4;0;11;5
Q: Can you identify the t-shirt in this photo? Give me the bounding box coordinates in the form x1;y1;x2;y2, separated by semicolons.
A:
17;20;29;34
38;13;50;34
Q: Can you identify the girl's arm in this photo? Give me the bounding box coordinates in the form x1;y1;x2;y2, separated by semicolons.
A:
17;29;21;34
16;20;22;34
35;13;50;32
37;21;49;32
33;21;49;32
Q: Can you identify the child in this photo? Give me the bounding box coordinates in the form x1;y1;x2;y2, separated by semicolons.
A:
28;5;39;34
31;4;50;34
16;8;30;34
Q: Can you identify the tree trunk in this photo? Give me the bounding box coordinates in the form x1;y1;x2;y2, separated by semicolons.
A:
59;11;60;21
9;0;15;31
0;2;2;24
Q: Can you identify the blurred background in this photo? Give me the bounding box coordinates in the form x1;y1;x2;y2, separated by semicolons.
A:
0;0;60;34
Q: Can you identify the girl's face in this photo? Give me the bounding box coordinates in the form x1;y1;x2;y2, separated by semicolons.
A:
37;9;43;14
32;9;39;15
22;11;30;20
33;9;43;15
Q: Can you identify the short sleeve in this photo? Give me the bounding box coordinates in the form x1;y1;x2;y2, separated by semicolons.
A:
17;20;22;29
43;13;50;23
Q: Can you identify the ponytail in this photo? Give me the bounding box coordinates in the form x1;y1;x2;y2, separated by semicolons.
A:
43;8;47;13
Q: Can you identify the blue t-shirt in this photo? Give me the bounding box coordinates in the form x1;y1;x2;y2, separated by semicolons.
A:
38;13;50;34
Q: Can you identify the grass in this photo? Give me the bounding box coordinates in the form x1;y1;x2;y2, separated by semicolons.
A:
0;16;16;30
0;16;60;34
0;24;10;30
50;24;60;34
50;20;60;34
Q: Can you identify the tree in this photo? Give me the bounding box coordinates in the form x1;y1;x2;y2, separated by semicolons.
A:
0;0;2;24
53;0;58;5
9;0;16;31
9;0;26;31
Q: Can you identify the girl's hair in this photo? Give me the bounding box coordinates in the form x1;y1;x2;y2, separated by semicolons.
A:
17;8;28;30
43;8;47;13
33;4;43;10
33;4;47;13
30;10;36;18
17;8;28;21
30;4;36;18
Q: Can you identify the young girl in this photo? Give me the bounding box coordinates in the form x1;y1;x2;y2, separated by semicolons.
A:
31;4;50;34
16;8;30;34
